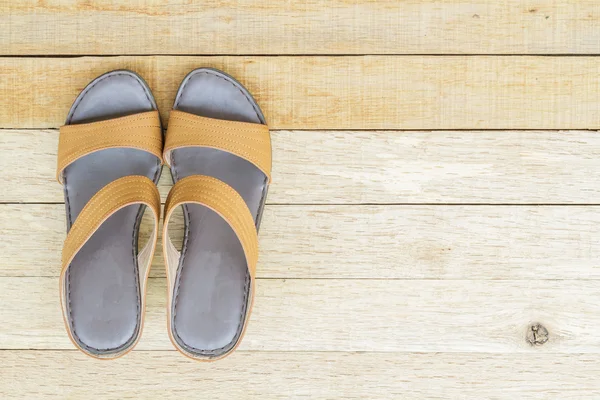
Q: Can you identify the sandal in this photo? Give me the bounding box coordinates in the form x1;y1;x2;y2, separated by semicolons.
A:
57;70;163;358
162;68;271;360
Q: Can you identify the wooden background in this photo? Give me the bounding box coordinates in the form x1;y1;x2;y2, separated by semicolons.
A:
1;1;600;398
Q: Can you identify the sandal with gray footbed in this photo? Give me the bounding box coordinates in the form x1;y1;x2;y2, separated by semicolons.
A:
162;68;272;360
57;70;163;358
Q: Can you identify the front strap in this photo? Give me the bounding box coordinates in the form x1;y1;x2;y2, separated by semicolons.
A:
164;110;272;182
57;111;163;183
163;175;259;295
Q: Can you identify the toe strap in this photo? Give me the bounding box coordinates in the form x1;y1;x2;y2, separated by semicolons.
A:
162;175;259;295
57;111;163;183
163;110;271;182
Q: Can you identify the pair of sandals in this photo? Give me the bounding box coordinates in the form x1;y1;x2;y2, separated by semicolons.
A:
57;68;271;360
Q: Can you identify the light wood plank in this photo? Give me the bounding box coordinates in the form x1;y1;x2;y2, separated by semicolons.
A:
1;56;599;130
3;129;600;204
3;1;600;55
3;277;600;352
1;351;599;399
3;204;600;280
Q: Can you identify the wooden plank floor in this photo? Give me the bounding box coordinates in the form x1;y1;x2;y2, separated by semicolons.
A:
1;1;600;399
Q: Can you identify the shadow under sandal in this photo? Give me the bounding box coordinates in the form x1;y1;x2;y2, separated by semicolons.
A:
57;70;163;359
162;68;271;360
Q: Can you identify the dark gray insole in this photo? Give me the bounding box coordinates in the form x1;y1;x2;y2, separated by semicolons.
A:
169;68;268;356
62;71;162;355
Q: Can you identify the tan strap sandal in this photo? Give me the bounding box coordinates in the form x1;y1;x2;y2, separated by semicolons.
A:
162;68;271;360
57;70;163;359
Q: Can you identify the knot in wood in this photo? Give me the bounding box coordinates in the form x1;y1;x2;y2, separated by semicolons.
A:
526;323;549;346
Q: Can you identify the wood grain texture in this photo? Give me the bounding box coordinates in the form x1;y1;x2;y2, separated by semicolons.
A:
1;56;599;130
3;129;600;204
3;204;600;280
3;1;600;55
3;0;600;396
3;277;600;352
1;351;599;400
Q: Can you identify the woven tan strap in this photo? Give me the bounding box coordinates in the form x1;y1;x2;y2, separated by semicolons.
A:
164;110;271;182
163;175;259;294
61;176;161;275
57;111;163;183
